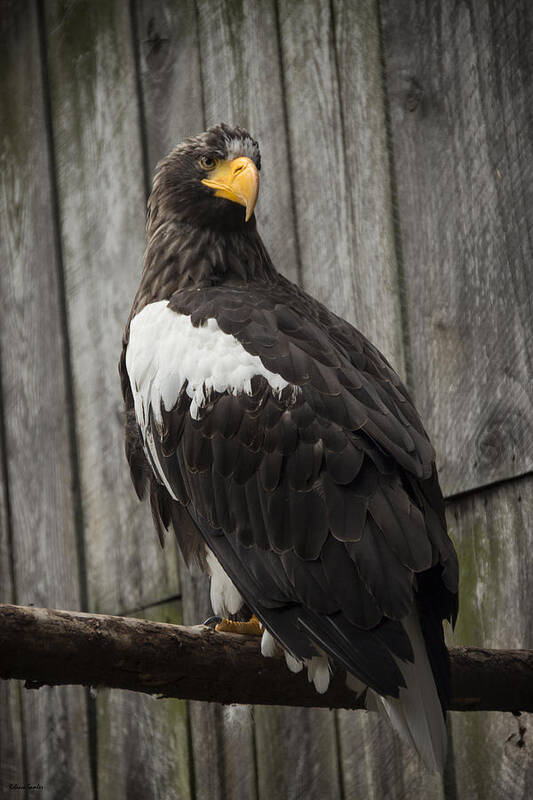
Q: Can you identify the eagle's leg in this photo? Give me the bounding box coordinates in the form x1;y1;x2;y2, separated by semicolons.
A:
215;613;263;636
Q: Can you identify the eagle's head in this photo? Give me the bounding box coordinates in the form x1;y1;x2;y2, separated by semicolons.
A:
150;123;261;231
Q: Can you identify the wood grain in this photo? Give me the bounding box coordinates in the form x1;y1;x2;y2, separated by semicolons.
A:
254;705;341;800
134;0;204;180
331;0;405;369
278;0;404;369
0;347;24;798
180;563;229;800
336;711;445;800
446;475;533;799
0;679;24;793
96;600;191;800
381;0;533;496
0;197;23;795
0;3;93;797
179;563;259;800
43;0;180;615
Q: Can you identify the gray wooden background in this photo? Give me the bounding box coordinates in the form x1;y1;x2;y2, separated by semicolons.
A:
1;1;532;798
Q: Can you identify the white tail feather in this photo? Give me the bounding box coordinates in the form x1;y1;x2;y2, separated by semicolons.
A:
306;655;330;694
372;610;448;773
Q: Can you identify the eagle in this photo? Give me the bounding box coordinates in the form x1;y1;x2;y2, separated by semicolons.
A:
120;123;458;772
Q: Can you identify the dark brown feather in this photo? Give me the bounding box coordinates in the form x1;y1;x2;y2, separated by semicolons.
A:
119;142;458;705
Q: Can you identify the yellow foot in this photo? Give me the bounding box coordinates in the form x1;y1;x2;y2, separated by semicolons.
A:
215;614;263;636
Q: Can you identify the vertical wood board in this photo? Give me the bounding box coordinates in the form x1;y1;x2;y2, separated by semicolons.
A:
179;562;258;800
134;0;205;178
0;2;81;613
331;0;404;369
0;176;23;795
381;0;533;496
278;0;404;369
0;4;92;797
0;680;25;793
0;417;25;800
254;705;341;800
0;357;25;797
0;428;23;794
97;600;192;800
44;0;180;615
336;710;445;800
446;474;533;799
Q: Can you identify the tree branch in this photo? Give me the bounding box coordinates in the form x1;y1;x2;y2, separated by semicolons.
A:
0;603;531;712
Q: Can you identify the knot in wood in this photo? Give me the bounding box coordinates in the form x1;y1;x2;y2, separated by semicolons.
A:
144;17;170;72
405;77;423;112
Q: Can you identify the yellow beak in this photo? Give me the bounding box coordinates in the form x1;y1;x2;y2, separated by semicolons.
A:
201;156;259;222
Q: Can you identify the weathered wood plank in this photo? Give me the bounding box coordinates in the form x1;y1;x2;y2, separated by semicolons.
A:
278;0;404;368
0;679;24;793
43;0;180;615
97;600;191;800
0;205;24;795
381;0;533;496
187;697;257;800
0;2;92;796
198;0;299;283
179;564;258;800
0;2;81;619
133;0;204;182
254;706;341;800
336;712;445;800
330;0;405;368
174;564;223;800
0;516;23;791
0;364;25;797
446;475;533;799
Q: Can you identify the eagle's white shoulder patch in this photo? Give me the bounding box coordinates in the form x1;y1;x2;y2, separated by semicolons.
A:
126;300;293;431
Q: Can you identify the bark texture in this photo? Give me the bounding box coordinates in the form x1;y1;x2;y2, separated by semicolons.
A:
1;603;532;712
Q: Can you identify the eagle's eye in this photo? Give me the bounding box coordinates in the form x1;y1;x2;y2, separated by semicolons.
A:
198;155;217;171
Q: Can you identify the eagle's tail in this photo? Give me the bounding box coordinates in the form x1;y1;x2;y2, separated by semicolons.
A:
368;609;448;773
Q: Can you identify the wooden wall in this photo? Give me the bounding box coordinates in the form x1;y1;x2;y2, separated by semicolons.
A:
0;1;531;797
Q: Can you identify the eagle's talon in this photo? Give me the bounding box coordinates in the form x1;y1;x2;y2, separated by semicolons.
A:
215;614;263;636
203;616;222;628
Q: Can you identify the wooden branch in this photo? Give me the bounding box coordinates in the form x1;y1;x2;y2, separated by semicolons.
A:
1;603;532;712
